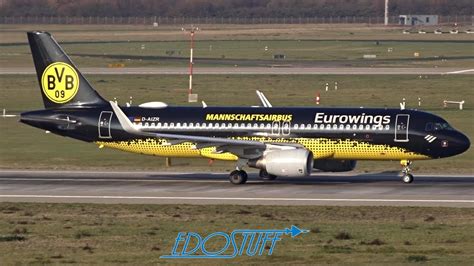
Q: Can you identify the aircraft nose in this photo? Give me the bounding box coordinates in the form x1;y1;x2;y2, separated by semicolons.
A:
446;131;470;156
458;132;470;154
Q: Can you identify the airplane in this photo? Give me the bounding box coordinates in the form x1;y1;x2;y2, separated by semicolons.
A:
20;31;470;185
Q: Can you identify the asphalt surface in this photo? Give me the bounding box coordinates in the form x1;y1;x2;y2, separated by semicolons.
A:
1;67;473;75
0;170;473;207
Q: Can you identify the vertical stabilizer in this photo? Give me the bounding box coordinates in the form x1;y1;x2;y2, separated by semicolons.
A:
27;31;107;109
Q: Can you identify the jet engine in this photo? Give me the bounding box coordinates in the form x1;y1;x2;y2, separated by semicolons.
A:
313;159;357;172
248;149;313;177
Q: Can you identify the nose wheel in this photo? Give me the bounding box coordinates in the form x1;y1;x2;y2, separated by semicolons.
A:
400;160;414;184
402;173;414;183
229;170;248;185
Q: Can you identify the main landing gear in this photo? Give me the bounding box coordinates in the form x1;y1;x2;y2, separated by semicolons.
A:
400;160;414;184
229;159;279;185
259;169;277;180
229;170;248;185
229;159;249;185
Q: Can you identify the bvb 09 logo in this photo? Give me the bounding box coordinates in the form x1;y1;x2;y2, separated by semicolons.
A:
41;62;79;104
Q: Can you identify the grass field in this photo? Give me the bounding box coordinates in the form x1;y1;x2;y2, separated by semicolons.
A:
0;74;472;173
0;203;473;264
1;24;473;68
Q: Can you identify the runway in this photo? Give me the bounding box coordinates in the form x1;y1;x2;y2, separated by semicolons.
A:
0;67;473;75
0;170;473;207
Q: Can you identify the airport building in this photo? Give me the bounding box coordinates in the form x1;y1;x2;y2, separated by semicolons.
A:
399;15;438;26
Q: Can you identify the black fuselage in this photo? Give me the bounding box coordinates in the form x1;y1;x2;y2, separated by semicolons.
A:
21;105;471;160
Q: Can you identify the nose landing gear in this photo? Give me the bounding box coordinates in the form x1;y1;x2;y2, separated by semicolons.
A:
400;160;414;184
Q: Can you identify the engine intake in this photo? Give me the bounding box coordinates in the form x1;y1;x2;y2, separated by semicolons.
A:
248;149;313;177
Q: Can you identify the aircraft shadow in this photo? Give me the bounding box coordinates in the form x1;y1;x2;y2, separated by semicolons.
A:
147;171;474;185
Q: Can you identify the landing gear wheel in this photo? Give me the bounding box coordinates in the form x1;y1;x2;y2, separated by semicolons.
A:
400;160;414;184
259;169;277;180
229;170;248;185
402;173;414;184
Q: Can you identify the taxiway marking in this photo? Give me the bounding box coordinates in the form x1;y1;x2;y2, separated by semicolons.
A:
0;178;229;183
446;69;474;74
0;195;473;204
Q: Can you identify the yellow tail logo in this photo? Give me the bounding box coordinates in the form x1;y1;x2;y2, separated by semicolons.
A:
41;62;79;104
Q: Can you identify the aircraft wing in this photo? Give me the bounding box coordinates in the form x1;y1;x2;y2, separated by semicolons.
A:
109;101;271;159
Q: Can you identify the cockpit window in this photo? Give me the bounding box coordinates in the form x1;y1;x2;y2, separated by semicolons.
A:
428;122;453;131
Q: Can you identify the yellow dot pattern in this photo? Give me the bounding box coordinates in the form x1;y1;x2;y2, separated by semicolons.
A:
96;137;429;161
97;138;201;158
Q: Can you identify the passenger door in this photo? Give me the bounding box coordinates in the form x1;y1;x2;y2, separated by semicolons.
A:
394;114;410;142
98;111;113;139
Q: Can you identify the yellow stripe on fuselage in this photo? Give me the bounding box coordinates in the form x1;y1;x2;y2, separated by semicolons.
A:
96;137;430;161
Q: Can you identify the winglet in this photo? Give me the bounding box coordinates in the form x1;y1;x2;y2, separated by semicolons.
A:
256;90;272;107
109;101;140;134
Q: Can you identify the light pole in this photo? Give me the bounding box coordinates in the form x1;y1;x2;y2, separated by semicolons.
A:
384;0;389;26
182;25;199;102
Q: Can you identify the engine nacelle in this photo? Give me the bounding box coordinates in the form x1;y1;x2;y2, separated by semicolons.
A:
313;159;357;172
248;149;313;177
